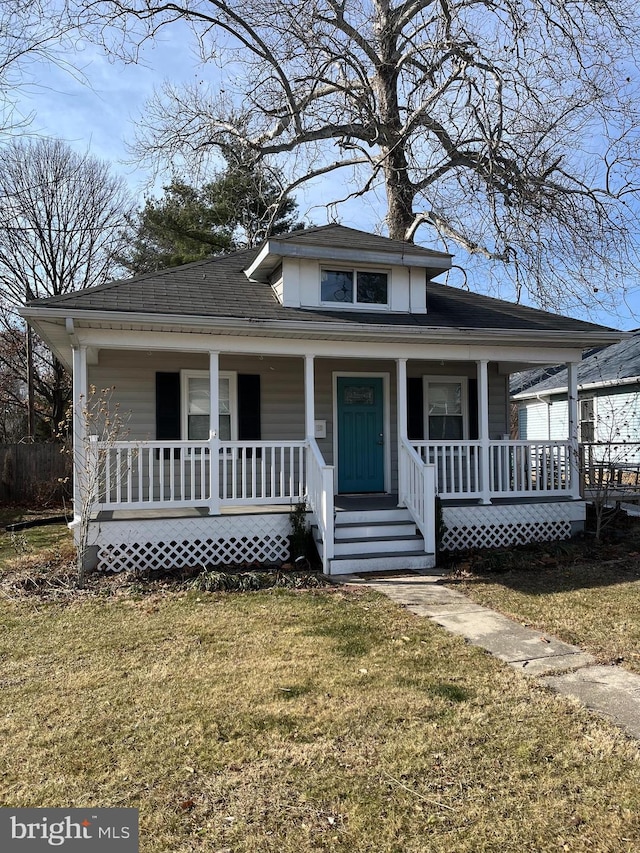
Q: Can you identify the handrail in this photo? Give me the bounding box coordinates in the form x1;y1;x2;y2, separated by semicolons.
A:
399;439;435;554
306;438;334;572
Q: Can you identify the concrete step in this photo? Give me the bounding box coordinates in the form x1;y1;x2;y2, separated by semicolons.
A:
329;551;437;575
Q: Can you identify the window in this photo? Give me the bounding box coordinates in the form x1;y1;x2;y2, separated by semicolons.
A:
182;371;237;440
424;378;468;440
321;268;388;306
579;398;595;442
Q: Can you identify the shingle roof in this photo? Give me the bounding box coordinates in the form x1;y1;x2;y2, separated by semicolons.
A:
269;223;449;258
512;332;640;396
28;224;616;336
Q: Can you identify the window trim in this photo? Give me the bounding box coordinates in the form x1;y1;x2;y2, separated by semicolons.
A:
579;396;596;443
423;375;469;441
181;370;238;441
320;267;390;309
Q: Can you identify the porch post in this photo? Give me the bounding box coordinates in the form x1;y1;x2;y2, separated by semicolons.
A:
477;359;491;504
567;360;581;498
304;354;315;440
72;345;88;523
397;358;408;504
208;350;220;515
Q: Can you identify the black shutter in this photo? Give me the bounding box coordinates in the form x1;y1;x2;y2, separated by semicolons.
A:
468;378;479;440
237;374;261;440
156;372;181;439
407;377;424;440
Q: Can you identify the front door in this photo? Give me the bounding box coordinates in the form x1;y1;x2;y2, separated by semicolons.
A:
337;376;385;493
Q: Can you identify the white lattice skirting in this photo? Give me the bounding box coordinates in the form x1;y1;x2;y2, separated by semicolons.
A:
92;514;291;573
441;501;586;552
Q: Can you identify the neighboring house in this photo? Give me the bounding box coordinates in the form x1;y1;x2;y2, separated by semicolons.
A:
23;225;622;575
512;332;640;449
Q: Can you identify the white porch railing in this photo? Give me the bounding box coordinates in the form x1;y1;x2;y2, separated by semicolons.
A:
306;438;334;572
489;440;572;497
399;439;435;553
95;440;306;509
412;440;573;499
97;441;211;509
219;441;306;505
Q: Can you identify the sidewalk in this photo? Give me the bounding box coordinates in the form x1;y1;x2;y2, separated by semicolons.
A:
342;572;640;741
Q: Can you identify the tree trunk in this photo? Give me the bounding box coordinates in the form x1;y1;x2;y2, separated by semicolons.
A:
374;0;415;243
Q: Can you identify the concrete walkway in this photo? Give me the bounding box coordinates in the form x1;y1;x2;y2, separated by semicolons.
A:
343;573;640;741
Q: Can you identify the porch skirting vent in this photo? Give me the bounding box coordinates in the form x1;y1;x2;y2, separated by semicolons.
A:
92;514;291;573
441;501;586;552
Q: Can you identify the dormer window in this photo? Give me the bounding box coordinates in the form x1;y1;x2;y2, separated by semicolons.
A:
321;269;389;306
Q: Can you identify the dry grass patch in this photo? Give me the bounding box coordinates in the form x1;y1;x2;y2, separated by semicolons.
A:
2;588;640;851
447;527;640;673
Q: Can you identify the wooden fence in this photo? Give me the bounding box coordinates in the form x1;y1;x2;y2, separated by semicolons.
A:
0;443;72;505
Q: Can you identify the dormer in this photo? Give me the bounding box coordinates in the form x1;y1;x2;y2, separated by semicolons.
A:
244;225;451;315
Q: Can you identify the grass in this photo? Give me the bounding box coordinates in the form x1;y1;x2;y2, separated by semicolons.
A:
2;587;640;851
0;506;72;565
446;522;640;674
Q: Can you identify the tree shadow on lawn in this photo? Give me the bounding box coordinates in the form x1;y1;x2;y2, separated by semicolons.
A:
444;513;640;596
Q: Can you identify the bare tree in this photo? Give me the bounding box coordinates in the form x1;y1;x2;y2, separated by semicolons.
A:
78;0;640;314
0;0;86;138
0;138;133;437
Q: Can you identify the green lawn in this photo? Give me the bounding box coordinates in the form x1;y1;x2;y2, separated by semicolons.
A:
2;588;640;851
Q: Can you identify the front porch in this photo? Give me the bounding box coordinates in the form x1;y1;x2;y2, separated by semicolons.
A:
85;435;583;574
72;347;584;575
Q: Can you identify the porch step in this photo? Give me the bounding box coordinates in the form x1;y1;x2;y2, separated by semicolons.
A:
335;519;418;539
314;506;435;575
335;507;411;525
329;552;437;575
333;533;424;556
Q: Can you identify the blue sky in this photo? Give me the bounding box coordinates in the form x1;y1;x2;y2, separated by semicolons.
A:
12;29;640;331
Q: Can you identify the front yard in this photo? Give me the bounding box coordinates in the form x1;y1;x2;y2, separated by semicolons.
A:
447;515;640;675
2;580;640;851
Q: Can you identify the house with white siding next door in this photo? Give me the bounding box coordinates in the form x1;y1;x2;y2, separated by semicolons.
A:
22;225;623;574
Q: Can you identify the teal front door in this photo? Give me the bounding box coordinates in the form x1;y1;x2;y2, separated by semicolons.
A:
337;377;385;493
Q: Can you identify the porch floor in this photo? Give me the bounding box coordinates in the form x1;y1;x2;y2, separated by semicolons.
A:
93;492;580;523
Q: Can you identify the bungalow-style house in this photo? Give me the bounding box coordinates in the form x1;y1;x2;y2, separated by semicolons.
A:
23;225;622;575
513;330;640;472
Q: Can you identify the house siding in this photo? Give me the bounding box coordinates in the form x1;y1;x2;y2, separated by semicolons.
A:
89;351;510;495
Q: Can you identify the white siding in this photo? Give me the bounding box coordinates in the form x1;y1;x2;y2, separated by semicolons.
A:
518;401;549;440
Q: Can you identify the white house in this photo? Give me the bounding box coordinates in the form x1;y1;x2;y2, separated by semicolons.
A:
513;331;640;478
23;225;622;574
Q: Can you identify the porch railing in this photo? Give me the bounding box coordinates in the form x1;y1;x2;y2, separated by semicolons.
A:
94;437;576;513
95;439;306;509
489;440;572;497
306;438;334;572
97;441;211;509
412;440;573;499
399;439;435;553
219;441;306;505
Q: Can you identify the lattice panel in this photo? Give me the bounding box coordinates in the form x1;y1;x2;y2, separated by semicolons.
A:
94;514;290;573
442;520;571;552
442;501;585;553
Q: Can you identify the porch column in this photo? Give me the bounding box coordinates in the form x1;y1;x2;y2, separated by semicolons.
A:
208;350;220;515
72;345;88;523
477;359;491;504
304;354;315;440
396;358;408;504
567;360;581;498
